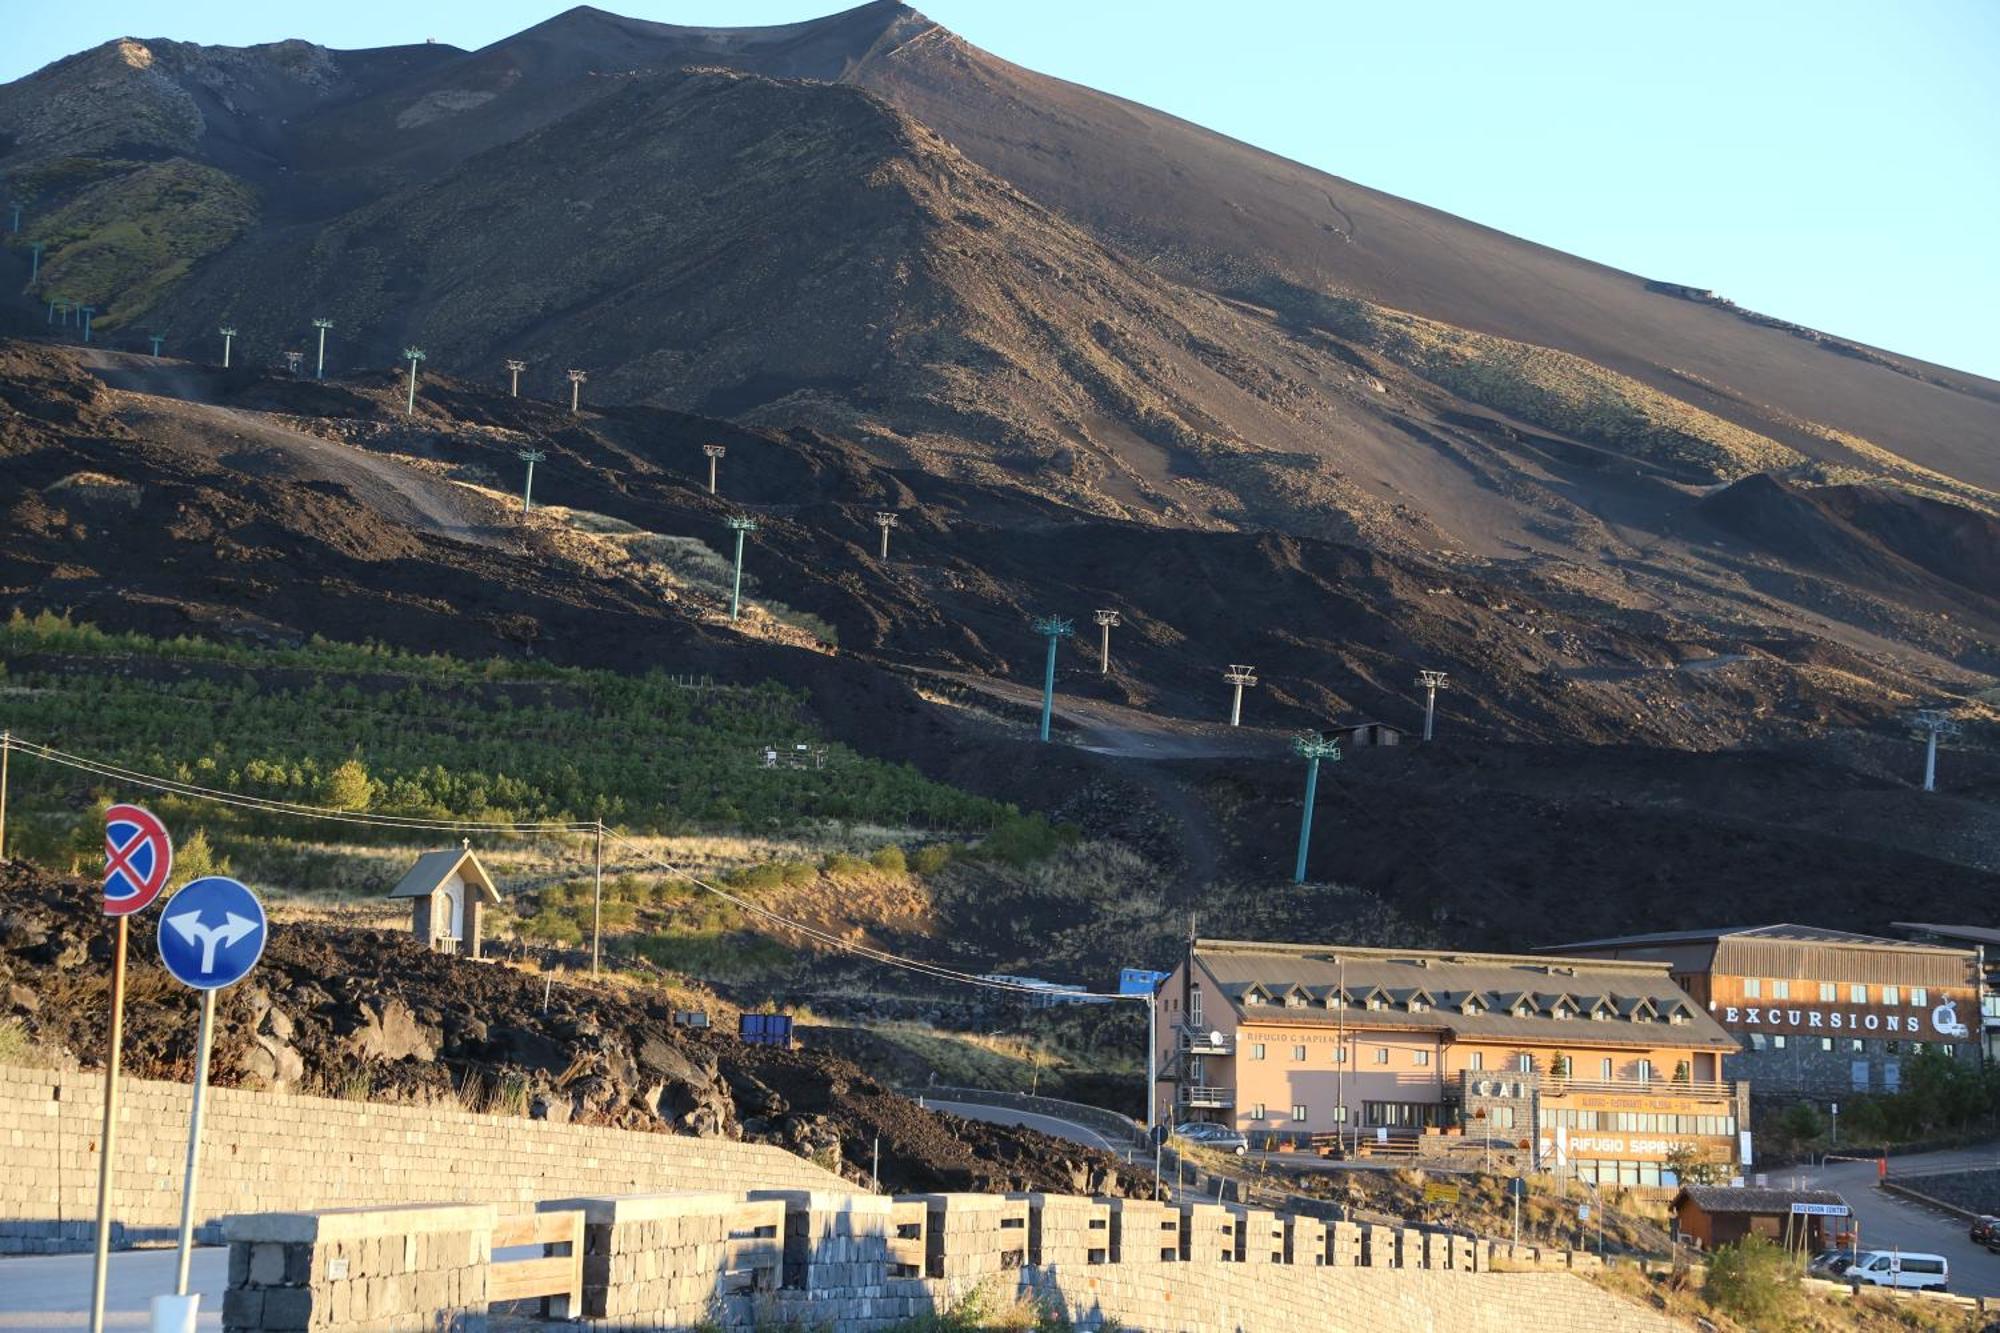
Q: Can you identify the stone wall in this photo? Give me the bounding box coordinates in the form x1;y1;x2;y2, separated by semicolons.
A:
0;1063;850;1255
217;1190;1683;1333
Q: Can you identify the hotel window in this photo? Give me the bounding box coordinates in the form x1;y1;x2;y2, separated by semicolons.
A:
1636;1060;1653;1084
1597;1058;1611;1080
1367;995;1386;1011
1820;1037;1834;1052
1250;1104;1266;1121
1744;978;1761;998
1468;1052;1484;1071
1410;997;1429;1012
1886;1039;1901;1055
1590;1006;1609;1021
1883;986;1900;1006
1488;1106;1516;1129
1413;1050;1431;1067
1850;1038;1865;1053
1291;1104;1308;1121
1820;982;1837;1002
1772;1035;1787;1050
1293;1045;1307;1062
1190;989;1204;1024
1286;993;1306;1008
1772;980;1790;1000
1374;1047;1390;1064
1251;1043;1266;1061
1850;984;1868;1004
1748;1033;1766;1050
1912;988;1928;1006
1551;1005;1570;1020
1944;1044;1957;1057
1516;1054;1533;1073
1333;1046;1349;1063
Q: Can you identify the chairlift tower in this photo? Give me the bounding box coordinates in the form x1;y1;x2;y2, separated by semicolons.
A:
219;326;237;369
1417;669;1449;741
1913;708;1962;793
1094;609;1120;675
402;347;426;415
1291;733;1342;883
311;318;333;379
566;369;587;415
703;444;727;495
6;200;19;233
79;305;95;343
517;448;547;512
725;516;758;621
27;241;43;284
283;350;304;376
147;333;165;358
874;511;898;559
1031;615;1075;742
1223;665;1258;727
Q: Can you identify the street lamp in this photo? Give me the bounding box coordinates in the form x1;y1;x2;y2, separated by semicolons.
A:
726;516;758;621
1030;616;1075;742
1291;733;1341;883
312;318;333;378
402;347;425;415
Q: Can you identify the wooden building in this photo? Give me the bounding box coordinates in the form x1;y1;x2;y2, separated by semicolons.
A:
1548;925;1981;1100
389;843;501;958
1671;1185;1851;1252
1154;938;1745;1186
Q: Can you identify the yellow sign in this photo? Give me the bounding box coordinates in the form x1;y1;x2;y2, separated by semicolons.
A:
1423;1183;1460;1204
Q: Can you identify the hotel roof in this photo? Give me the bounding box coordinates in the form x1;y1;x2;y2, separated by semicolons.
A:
1545;924;1963;954
1190;939;1735;1051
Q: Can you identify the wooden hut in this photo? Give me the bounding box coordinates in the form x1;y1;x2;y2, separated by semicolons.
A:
1670;1186;1851;1252
389;842;501;959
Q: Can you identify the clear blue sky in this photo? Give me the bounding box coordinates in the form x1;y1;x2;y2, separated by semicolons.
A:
8;1;1998;378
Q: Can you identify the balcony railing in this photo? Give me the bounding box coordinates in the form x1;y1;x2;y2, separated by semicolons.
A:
1177;1025;1234;1054
1536;1076;1738;1100
1178;1085;1234;1109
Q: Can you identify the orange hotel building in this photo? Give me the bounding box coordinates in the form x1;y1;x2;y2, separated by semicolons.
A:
1156;939;1749;1186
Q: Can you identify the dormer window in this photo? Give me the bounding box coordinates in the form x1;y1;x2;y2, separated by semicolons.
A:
1551;1004;1571;1020
1409;998;1429;1013
1590;1007;1609;1021
1668;1009;1690;1026
1633;1011;1653;1024
1513;1003;1533;1019
1286;993;1307;1008
1367;994;1387;1011
1460;996;1485;1016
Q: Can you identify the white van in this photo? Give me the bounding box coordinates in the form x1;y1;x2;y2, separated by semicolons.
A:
1847;1250;1949;1291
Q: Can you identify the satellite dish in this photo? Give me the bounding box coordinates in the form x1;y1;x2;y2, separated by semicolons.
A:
1208;1029;1225;1047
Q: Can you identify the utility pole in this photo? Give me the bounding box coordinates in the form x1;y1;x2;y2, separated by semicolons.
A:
402;346;425;415
0;729;10;860
1291;733;1341;883
874;511;897;559
1223;665;1257;726
517;448;547;512
505;359;527;397
1417;669;1449;741
1030;616;1075;742
1094;609;1119;675
147;333;165;358
726;516;758;621
704;444;726;495
591;821;604;977
219;325;236;369
312;318;333;378
1913;708;1961;793
566;368;587;414
27;241;42;284
79;305;95;343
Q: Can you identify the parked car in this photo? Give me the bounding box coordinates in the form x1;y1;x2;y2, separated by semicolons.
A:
1806;1249;1853;1278
1971;1215;2000;1247
1846;1250;1949;1292
1173;1122;1249;1155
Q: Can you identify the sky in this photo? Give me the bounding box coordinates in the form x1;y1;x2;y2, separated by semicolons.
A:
7;1;1998;379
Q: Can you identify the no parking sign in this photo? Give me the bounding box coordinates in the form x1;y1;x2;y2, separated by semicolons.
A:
103;804;173;916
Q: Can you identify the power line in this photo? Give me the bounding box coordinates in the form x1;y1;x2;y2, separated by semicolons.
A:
2;734;1138;1002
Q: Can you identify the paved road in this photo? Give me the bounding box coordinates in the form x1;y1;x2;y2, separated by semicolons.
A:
1790;1145;2000;1295
921;1098;1139;1161
0;1248;226;1329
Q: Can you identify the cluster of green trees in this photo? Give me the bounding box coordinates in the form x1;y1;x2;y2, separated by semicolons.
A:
1774;1051;2000;1149
0;611;1010;840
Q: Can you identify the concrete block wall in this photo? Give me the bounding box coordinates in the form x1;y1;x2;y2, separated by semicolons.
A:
1101;1197;1178;1264
1013;1192;1108;1268
1231;1206;1284;1265
916;1193;1028;1281
544;1191;782;1329
1178;1202;1236;1264
0;1063;849;1254
220;1203;495;1333
1285;1214;1327;1266
1329;1219;1363;1266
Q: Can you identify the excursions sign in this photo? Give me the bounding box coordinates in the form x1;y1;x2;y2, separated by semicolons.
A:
1717;996;1970;1038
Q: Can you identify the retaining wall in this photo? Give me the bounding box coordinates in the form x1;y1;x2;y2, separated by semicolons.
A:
0;1063;850;1255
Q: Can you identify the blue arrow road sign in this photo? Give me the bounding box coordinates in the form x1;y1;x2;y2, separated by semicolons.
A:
156;877;266;990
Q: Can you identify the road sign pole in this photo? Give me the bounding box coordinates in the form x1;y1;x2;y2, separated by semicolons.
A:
88;914;129;1333
173;987;218;1294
